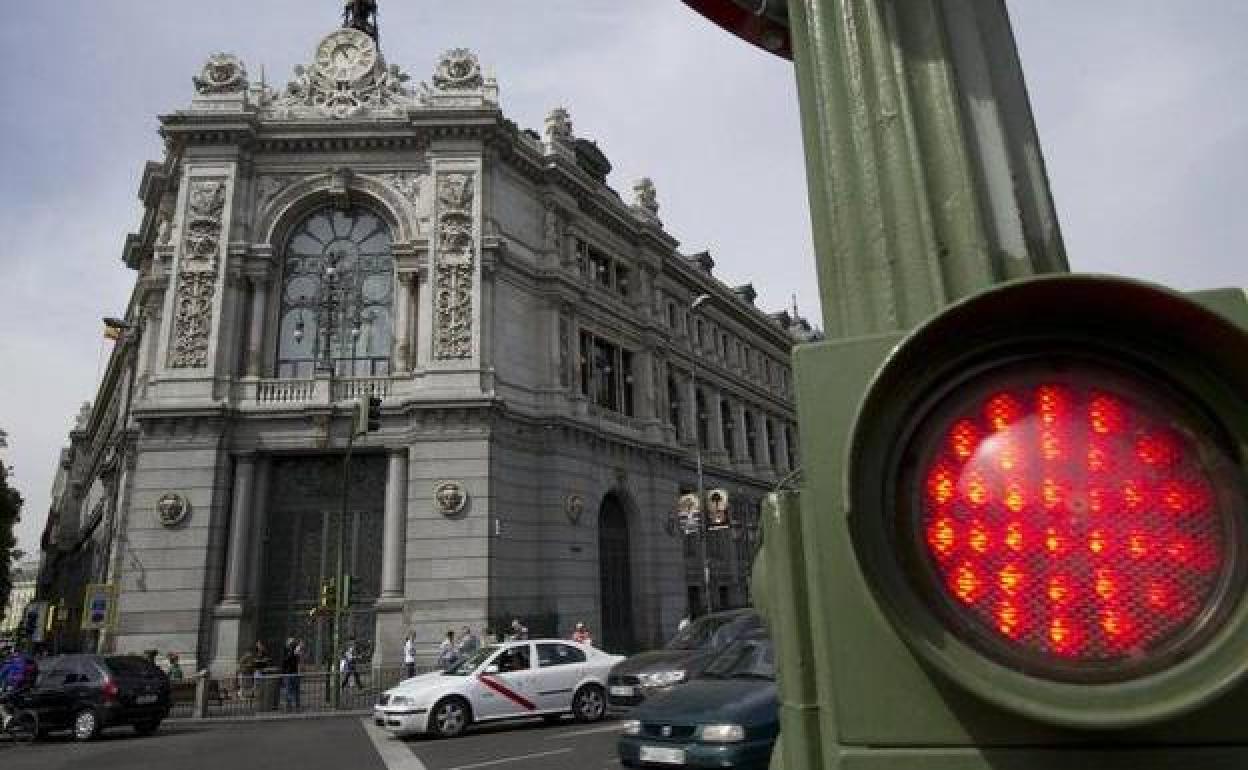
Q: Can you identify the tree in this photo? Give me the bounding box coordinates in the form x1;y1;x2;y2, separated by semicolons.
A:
0;428;24;621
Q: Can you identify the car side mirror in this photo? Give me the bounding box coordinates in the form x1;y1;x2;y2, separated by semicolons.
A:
484;664;500;674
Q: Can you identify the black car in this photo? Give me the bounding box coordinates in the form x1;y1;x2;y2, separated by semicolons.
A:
22;654;171;740
608;608;761;710
618;629;778;770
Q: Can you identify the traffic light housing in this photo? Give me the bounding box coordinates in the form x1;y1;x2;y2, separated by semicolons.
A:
755;275;1248;768
319;577;336;610
367;395;381;432
351;394;383;435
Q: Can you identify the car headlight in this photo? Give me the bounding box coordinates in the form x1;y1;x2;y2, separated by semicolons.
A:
622;719;641;736
388;695;413;708
698;724;746;742
638;669;688;688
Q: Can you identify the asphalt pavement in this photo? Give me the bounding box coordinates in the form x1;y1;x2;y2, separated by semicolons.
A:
0;712;626;770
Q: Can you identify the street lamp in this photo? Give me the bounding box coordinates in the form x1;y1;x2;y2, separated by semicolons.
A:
687;293;714;616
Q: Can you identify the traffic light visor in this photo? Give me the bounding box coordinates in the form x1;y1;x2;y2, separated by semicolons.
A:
849;274;1248;727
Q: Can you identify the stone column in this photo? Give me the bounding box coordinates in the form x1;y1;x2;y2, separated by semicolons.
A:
394;273;415;372
223;454;256;602
381;448;408;598
245;275;269;377
775;420;792;474
708;388;727;461
246;456;271;605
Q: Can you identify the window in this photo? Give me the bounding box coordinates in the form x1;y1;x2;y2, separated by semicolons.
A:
667;303;677;328
579;330;635;416
615;263;631;297
278;207;394;378
787;424;799;468
721;400;735;454
493;644;532;673
537;643;587;668
745;411;759;464
590;248;612;288
766;417;777;467
667;374;683;431
696;389;709;449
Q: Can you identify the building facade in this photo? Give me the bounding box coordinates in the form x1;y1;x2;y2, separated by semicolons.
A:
1;561;40;639
38;13;810;673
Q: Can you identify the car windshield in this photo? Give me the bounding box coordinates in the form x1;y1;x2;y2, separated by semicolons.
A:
442;645;498;676
700;635;775;680
667;615;736;651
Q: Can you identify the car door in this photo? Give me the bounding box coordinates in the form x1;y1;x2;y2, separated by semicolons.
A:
29;658;75;729
472;643;540;720
534;643;587;712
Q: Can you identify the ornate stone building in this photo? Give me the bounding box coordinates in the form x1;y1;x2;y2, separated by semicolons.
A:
38;11;810;671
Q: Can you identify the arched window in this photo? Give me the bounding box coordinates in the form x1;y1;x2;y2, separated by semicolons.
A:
277;207;394;378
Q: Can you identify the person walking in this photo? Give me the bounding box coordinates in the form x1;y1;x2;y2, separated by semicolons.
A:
402;632;418;679
456;626;479;658
436;630;459;669
571;622;593;646
508;618;529;641
280;637;303;711
166;652;184;682
252;640;272;694
339;639;363;690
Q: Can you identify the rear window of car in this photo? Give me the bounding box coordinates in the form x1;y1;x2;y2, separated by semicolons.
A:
104;656;161;679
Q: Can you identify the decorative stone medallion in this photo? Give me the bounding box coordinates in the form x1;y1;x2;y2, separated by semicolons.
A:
156;493;191;528
193;53;248;95
433;481;468;516
315;28;379;83
565;494;585;524
432;49;483;90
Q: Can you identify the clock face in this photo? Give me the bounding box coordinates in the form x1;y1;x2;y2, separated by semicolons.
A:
314;28;377;82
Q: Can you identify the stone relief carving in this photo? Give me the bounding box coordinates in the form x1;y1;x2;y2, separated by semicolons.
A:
558;315;570;387
543;201;562;255
255;175;300;215
433;481;468;516
269;28;421;119
156;492;191;528
193;52;248;95
432;49;483;91
433;173;476;360
169;273;216;368
169;178;226;368
381;171;424;208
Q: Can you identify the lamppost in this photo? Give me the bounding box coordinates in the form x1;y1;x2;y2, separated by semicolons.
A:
687;293;714;617
291;251;364;707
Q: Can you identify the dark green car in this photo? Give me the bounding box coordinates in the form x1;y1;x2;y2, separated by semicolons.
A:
618;630;778;769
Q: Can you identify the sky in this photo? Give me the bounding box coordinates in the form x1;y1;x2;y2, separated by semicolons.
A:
0;1;1244;557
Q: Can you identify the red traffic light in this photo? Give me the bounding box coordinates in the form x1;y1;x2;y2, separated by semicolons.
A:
909;359;1240;682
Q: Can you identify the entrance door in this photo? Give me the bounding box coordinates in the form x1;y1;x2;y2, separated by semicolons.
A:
598;493;635;654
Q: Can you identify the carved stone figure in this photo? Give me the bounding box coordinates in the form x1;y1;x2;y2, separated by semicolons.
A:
433;173;477;360
633;178;660;217
168;273;216;368
545;107;573;142
156;493;191;528
169;178;226;368
193;53;249;95
432;49;484;91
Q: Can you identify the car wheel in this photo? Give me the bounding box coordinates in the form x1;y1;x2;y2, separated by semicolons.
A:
133;719;161;736
72;709;100;742
572;685;606;723
429;697;471;738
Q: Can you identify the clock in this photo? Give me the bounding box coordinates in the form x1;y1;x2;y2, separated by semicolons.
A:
314;28;378;83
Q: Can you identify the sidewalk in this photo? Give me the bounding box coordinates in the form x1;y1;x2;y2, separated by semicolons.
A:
167;708;373;725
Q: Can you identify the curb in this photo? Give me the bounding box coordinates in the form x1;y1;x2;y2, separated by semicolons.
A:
167;709;372;726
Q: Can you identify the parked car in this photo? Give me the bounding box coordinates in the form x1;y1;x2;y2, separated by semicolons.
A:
608;608;761;711
374;639;624;738
24;654;171;741
618;628;778;770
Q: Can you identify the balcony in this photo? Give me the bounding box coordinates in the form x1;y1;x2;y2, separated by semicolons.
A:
240;376;392;407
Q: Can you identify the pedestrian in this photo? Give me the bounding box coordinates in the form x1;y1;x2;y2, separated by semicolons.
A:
571;621;593;646
403;632;418;679
456;626;479;658
339;638;363;690
166;652;184;682
436;630;459;669
508;618;529;641
678;616;691;633
252;640;272;693
280;637;303;711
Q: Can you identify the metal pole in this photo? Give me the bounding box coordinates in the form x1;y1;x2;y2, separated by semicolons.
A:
691;357;713;617
329;423;355;709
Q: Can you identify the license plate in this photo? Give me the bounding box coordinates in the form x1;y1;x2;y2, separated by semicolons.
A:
609;685;636;697
136;694;158;705
639;746;685;764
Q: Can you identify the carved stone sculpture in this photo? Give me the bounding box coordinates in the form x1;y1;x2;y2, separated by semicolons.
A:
433;173;476;360
545;107;573;142
193;53;249;95
270;28;418;119
168;178;226;368
432;49;484;91
434;481;468;515
633;178;660;218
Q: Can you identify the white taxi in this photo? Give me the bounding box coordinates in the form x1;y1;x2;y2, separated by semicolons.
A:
374;639;624;738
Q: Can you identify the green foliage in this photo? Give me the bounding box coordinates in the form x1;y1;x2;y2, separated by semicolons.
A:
0;430;25;621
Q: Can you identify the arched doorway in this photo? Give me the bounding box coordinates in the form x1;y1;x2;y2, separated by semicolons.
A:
598;492;635;654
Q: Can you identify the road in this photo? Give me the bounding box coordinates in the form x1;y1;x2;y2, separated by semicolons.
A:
0;713;627;770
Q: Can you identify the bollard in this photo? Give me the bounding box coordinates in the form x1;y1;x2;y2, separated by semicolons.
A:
193;671;209;719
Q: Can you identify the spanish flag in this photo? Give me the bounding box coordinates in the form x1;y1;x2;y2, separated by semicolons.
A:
103;324;123;341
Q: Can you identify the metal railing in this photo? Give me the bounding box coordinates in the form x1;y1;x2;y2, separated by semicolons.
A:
169;665;430;720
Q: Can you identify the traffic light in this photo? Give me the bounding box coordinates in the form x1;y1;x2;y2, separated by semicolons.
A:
351;394;382;435
319;577;336;610
753;275;1248;768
